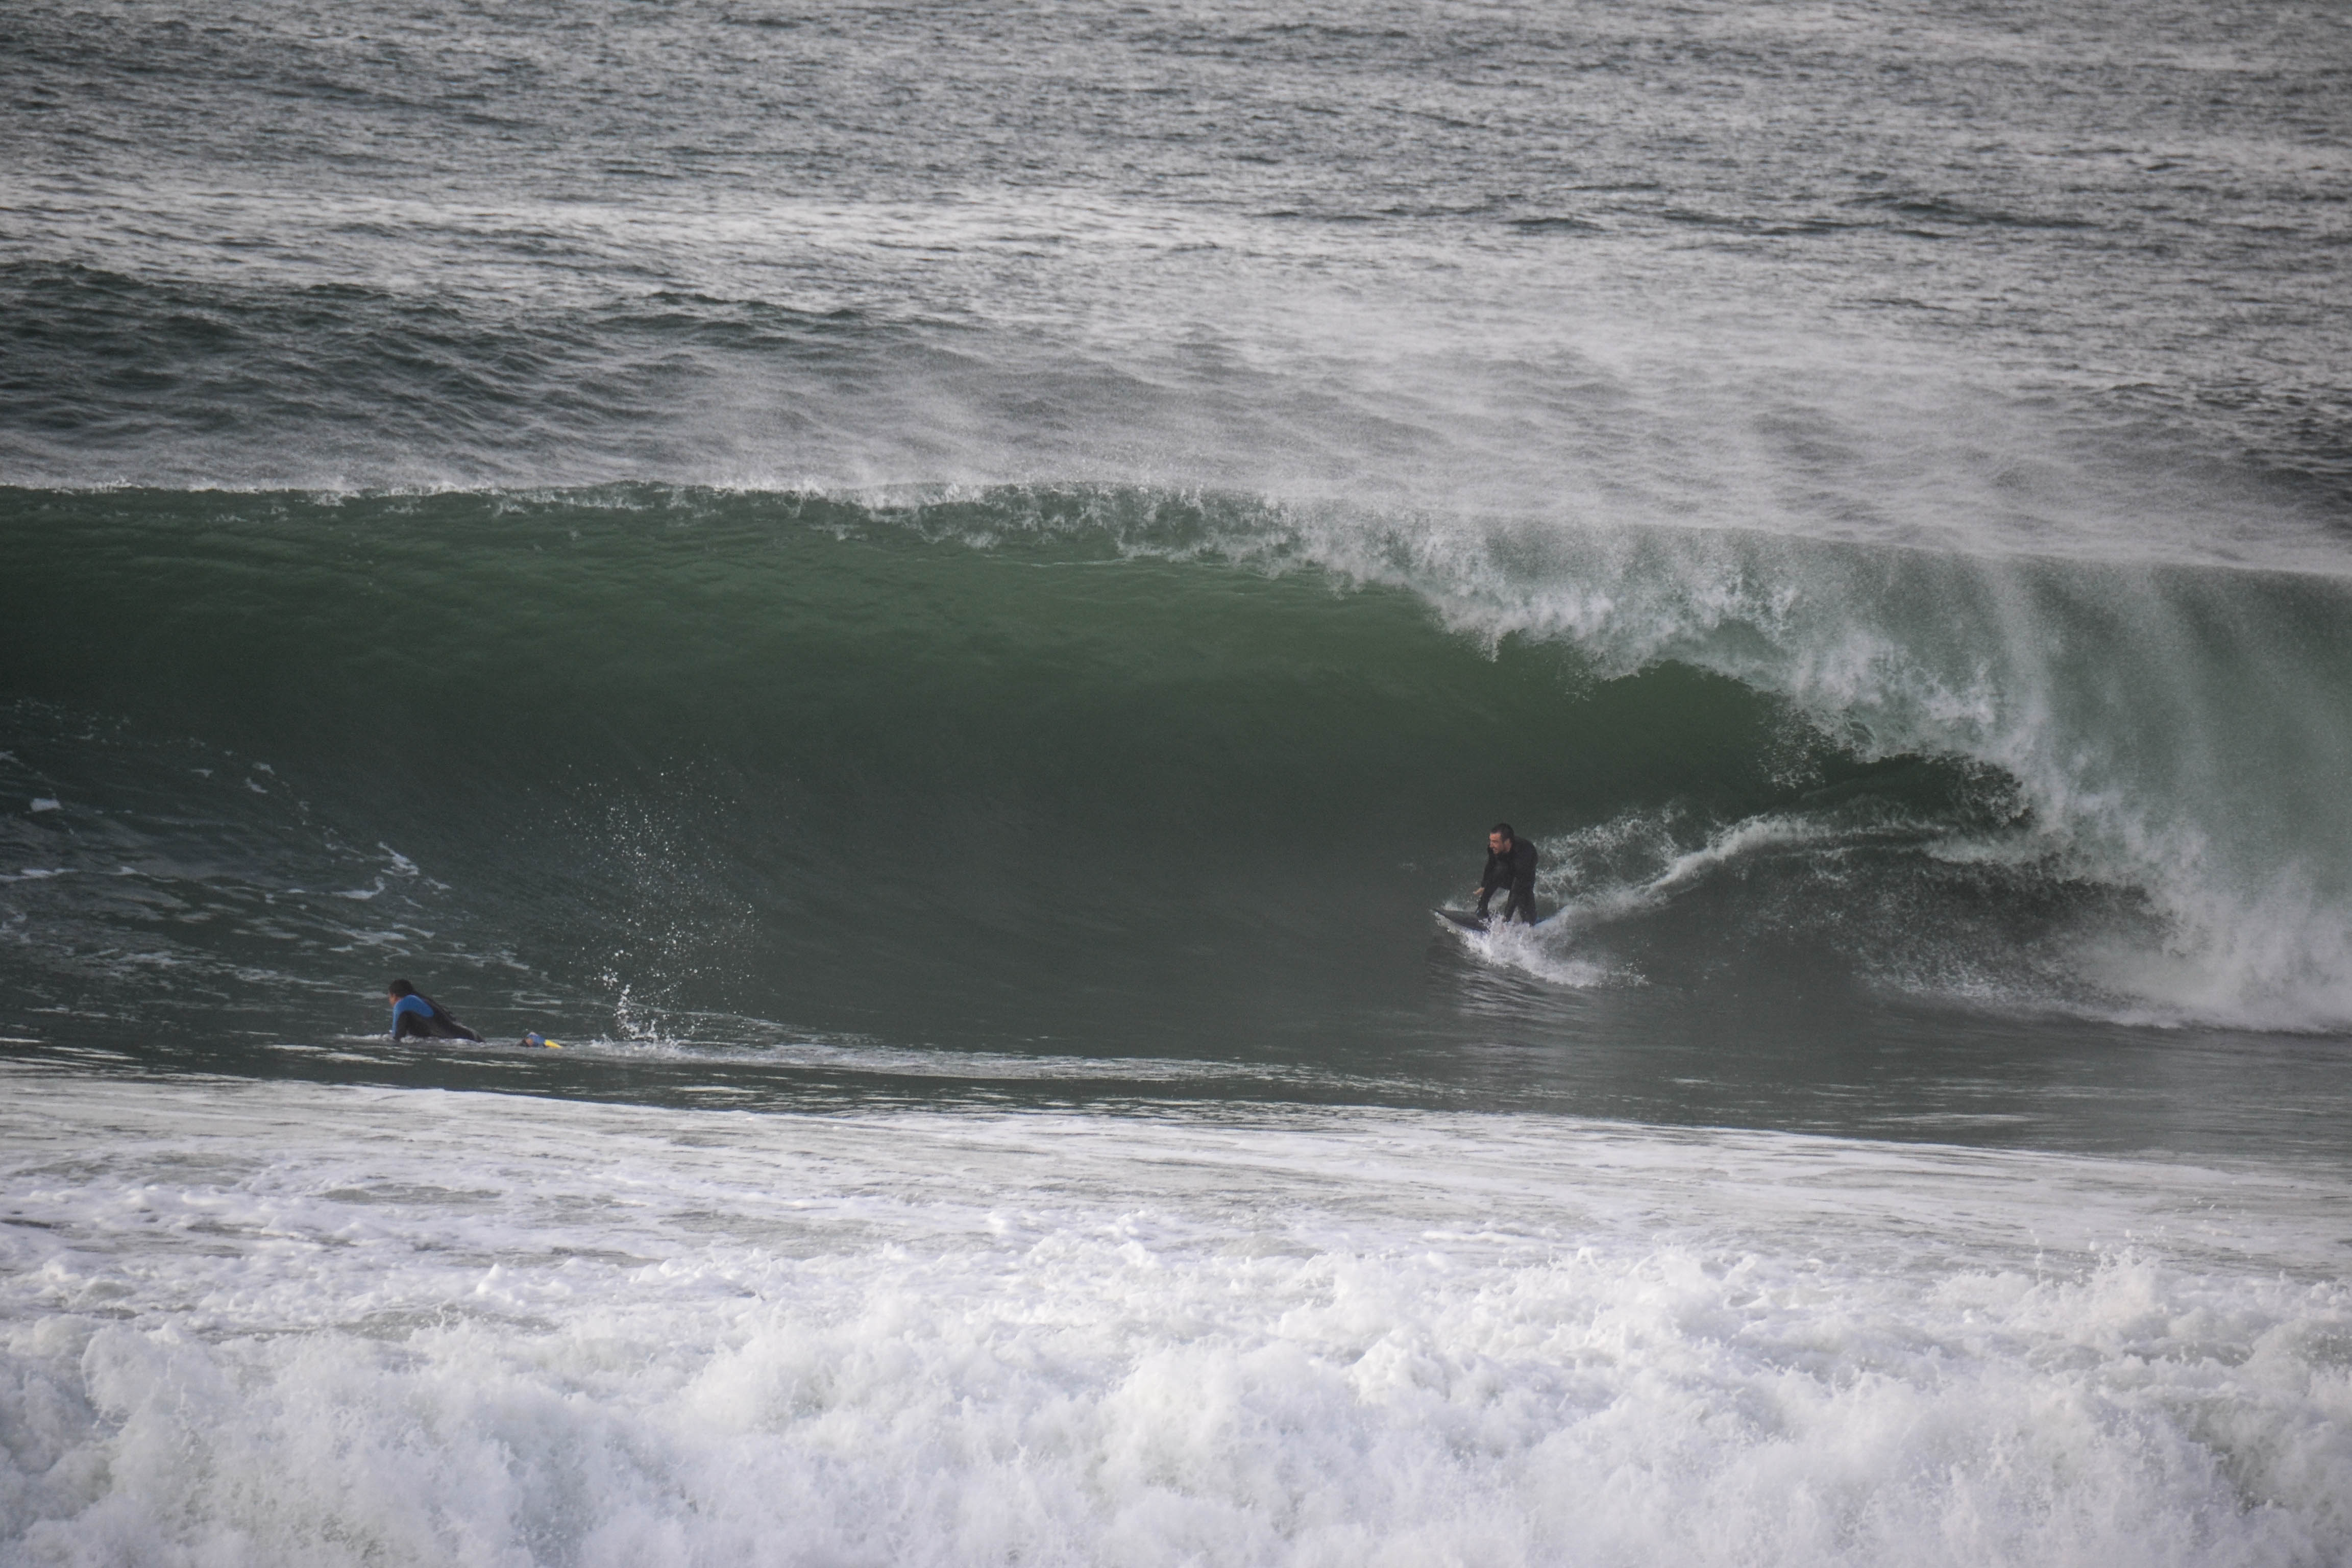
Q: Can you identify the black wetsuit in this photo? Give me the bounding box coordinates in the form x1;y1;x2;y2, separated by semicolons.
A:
391;992;482;1042
1478;837;1540;924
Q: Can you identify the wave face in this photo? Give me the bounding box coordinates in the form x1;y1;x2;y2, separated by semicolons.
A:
6;484;2350;1066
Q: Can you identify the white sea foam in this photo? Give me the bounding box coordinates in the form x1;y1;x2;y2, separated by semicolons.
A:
1438;915;1636;989
3;1067;2347;1567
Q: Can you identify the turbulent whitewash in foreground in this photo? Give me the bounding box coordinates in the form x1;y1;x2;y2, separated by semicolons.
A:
5;1069;2349;1567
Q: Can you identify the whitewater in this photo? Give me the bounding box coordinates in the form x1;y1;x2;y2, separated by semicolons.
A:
6;0;2352;1562
6;1063;2349;1568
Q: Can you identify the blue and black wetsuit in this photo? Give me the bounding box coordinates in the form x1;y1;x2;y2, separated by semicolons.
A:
391;992;482;1042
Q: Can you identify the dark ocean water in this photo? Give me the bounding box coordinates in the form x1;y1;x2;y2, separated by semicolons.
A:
5;4;2352;1564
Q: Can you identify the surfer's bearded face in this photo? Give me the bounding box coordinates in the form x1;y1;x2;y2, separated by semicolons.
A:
1489;832;1508;853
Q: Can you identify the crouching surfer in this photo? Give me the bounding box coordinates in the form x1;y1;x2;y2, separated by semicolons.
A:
386;978;482;1042
1475;822;1540;925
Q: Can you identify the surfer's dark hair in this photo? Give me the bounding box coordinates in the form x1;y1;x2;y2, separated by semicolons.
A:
1491;823;1515;840
388;978;415;997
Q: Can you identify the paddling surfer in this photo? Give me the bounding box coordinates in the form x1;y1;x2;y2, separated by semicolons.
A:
387;978;482;1042
1475;823;1539;925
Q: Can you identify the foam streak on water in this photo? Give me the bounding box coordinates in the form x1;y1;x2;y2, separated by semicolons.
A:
3;1065;2347;1567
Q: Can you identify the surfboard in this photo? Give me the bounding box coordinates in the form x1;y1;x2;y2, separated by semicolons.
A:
1433;908;1488;933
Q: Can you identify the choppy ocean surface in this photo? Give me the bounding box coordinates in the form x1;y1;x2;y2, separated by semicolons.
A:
4;1;2350;1563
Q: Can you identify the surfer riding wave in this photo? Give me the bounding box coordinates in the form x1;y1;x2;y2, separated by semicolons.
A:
1476;823;1539;926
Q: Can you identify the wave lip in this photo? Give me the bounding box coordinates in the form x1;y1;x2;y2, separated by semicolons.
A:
1261;508;2352;1033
